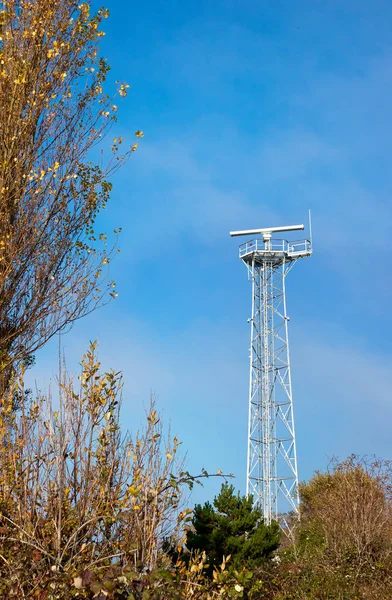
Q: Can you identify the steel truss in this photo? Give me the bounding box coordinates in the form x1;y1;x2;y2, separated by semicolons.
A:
246;254;299;524
231;226;312;525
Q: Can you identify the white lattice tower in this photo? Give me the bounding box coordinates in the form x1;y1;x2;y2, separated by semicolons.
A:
230;224;312;524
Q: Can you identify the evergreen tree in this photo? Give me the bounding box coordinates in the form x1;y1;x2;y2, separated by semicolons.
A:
186;483;280;572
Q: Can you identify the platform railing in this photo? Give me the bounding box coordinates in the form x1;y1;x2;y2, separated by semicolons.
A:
239;238;312;259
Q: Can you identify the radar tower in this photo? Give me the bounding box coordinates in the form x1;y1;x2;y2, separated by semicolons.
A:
230;219;312;523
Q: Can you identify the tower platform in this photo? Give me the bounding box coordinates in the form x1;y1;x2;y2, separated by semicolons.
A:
239;238;312;265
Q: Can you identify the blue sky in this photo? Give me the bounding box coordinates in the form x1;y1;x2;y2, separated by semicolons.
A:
32;0;392;505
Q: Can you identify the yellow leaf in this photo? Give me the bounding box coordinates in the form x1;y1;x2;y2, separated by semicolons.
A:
73;577;83;589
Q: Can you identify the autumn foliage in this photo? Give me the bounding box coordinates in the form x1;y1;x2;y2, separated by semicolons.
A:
252;457;392;600
0;344;249;599
0;0;142;391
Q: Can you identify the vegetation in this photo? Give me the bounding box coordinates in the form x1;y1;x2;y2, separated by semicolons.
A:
0;0;141;393
1;350;392;598
185;483;280;573
284;456;392;599
0;345;251;598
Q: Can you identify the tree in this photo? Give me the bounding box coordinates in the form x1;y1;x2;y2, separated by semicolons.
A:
289;455;392;596
0;344;246;598
186;483;280;572
0;0;141;392
299;456;392;563
0;344;184;596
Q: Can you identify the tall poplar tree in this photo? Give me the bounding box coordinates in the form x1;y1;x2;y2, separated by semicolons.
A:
0;0;141;390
